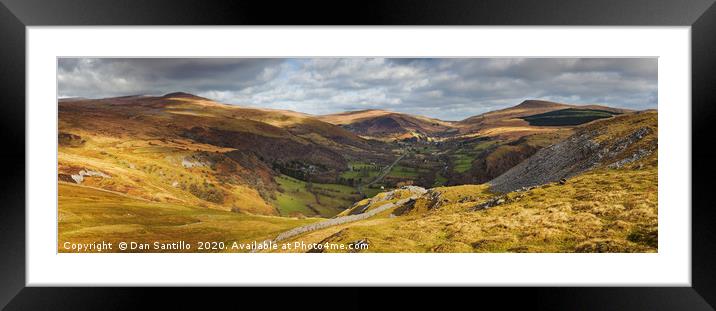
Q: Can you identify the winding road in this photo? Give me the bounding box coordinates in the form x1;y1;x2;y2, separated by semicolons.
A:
356;151;407;196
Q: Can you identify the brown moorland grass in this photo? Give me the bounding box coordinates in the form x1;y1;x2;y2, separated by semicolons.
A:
58;183;317;253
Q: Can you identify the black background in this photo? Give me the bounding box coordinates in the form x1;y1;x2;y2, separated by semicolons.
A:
1;0;715;310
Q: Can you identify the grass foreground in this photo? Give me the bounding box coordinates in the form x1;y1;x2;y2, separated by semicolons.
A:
272;162;657;253
58;183;317;253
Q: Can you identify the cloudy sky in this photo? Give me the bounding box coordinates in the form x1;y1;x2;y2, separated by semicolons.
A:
58;58;657;121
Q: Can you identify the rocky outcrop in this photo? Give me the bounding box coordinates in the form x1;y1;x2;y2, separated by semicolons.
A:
58;132;85;147
421;188;451;210
605;128;654;169
470;186;533;211
181;157;208;168
488;131;601;193
69;169;111;184
489;125;655;193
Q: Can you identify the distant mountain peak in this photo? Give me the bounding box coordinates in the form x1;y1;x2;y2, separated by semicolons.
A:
162;92;208;100
514;100;567;109
340;109;391;114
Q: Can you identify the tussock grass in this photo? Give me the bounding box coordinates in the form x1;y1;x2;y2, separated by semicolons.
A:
279;164;657;253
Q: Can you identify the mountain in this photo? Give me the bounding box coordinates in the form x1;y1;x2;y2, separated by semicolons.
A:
256;110;658;253
317;109;456;141
456;100;631;139
456;100;570;137
430;100;631;185
161;91;210;100
58;95;632;218
319;100;630;143
58;93;656;253
511;99;569;109
58;93;393;217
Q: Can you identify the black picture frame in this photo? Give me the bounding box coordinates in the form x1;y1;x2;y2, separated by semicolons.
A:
1;0;714;309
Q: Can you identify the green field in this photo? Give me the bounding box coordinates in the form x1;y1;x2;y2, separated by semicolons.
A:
387;165;426;178
340;161;381;179
413;145;439;155
521;108;618;126
273;175;361;217
450;153;475;173
444;139;499;174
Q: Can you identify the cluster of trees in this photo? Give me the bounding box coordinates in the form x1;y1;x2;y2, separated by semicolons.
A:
272;161;320;181
335;176;364;187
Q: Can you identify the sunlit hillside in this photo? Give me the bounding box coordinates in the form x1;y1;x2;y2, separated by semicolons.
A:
57;93;655;253
58;93;392;217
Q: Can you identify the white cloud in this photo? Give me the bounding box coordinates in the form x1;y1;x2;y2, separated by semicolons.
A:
58;58;658;120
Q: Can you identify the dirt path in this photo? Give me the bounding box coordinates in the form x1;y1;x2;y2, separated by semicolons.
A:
253;196;417;252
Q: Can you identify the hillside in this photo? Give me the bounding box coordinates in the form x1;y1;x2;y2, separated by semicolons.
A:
456;100;630;139
257;111;657;253
58;95;632;217
268;165;657;253
317;100;607;142
489;111;657;193
317;109;456;141
520;108;620;126
315;100;629;187
58;93;653;253
58;93;393;217
58;183;316;253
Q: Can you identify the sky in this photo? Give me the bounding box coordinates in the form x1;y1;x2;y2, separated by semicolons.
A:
57;58;657;121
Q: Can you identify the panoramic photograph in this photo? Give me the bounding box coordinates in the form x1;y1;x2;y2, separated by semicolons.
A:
57;58;658;253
